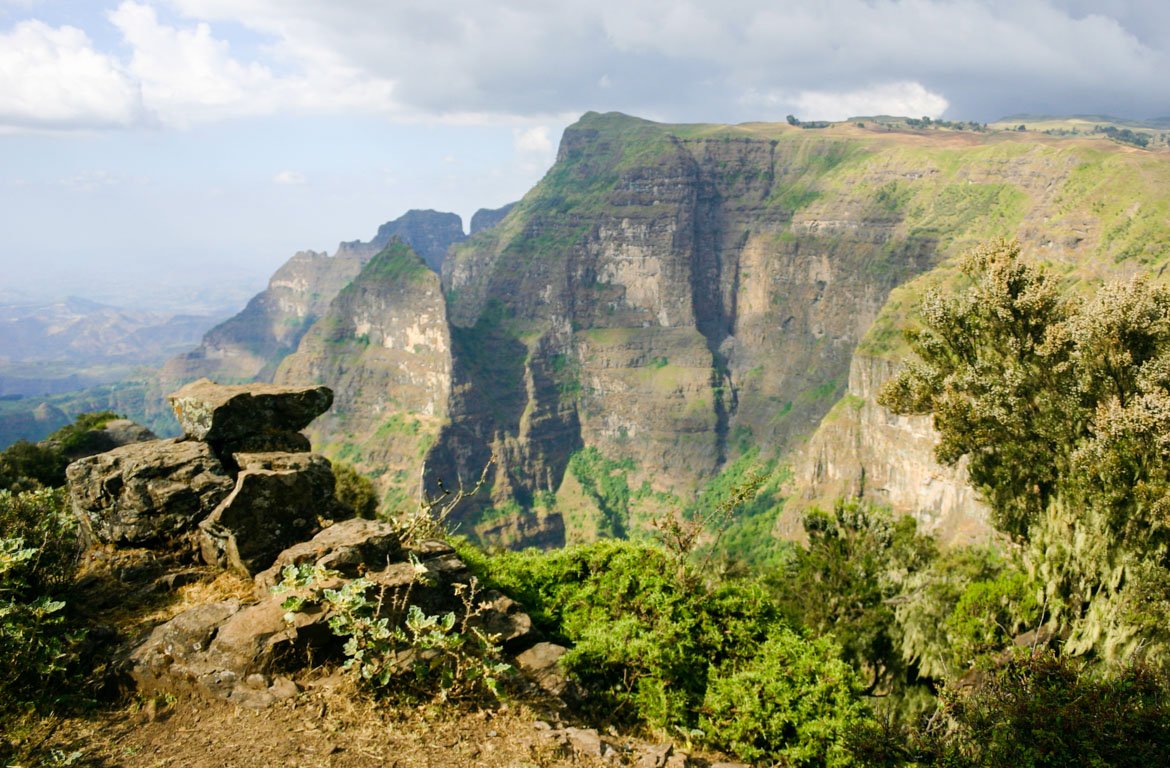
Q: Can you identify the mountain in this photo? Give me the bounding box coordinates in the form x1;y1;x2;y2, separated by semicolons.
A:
0;296;227;398
149;112;1170;550
160;209;469;389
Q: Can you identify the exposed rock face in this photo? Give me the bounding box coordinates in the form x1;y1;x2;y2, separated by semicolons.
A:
428;113;946;543
351;209;466;273
469;202;516;235
782;355;992;545
128;520;545;708
253;517;402;592
66;438;235;546
168;378;331;454
198;453;338;576
275;242;451;511
162;210;467;388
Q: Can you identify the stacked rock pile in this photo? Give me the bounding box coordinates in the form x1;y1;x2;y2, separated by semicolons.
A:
64;379;565;708
67;378;342;576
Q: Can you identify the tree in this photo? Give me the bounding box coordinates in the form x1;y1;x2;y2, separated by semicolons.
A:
881;239;1170;667
879;239;1076;538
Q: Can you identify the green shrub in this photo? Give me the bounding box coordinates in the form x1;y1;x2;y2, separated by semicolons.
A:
702;628;868;766
0;489;84;706
0;441;68;492
462;539;869;762
927;650;1170;767
332;461;379;519
274;562;509;704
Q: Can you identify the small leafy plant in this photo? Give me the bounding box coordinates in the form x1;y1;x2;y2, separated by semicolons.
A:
273;558;510;703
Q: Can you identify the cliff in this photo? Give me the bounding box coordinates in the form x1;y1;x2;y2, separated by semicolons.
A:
161;112;1170;550
161;210;469;389
274;242;451;511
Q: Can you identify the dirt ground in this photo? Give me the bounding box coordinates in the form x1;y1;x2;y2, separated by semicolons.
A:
22;686;619;768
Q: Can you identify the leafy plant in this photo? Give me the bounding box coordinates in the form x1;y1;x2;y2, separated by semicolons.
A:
274;558;510;703
462;539;869;763
0;489;84;707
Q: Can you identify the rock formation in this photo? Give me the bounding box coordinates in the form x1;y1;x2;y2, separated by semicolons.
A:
160;112;1170;550
65;379;566;709
67;380;343;574
274;241;451;511
161;209;469;388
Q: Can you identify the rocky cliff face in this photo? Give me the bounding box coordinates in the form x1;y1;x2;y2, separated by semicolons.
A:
166;112;1170;551
162;210;469;390
430;114;956;542
781;354;991;545
275;242;452;510
426;113;1170;547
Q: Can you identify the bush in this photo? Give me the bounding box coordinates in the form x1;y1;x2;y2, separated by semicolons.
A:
332;461;378;518
0;441;68;492
274;562;509;704
927;650;1170;767
462;539;869;762
702;628;868;766
0;488;84;706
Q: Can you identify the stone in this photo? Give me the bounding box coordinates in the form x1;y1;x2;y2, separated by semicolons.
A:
253;517;403;593
198;453;338;576
637;744;673;768
555;727;603;757
168;379;332;451
466;591;535;653
67;438;235;546
515;641;569;696
127;600;242;695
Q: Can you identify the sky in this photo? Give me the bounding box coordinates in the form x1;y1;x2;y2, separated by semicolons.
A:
2;1;1169;310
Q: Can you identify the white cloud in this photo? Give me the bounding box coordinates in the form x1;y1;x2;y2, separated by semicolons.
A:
273;170;306;185
514;125;553;155
0;20;144;130
792;82;950;122
2;0;1169;131
106;1;396;126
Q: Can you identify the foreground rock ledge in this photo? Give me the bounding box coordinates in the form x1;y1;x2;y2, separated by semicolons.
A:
168;378;333;449
67;438;235;546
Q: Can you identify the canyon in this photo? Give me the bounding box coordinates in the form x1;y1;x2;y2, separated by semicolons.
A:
43;113;1170;549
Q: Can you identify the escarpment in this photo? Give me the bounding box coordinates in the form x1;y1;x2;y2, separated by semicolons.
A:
161;209;470;390
167;112;1170;550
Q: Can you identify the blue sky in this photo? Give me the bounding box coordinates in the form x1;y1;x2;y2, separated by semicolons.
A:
2;1;1168;310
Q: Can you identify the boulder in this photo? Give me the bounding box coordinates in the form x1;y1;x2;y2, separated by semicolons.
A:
168;379;332;452
198;453;340;576
253;517;402;593
67;438;235;546
127;597;316;708
514;641;569;696
127;600;242;695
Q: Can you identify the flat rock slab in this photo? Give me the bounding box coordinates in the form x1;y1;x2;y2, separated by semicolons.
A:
67;438;235;546
198;453;338;576
253;517;402;594
168;379;332;449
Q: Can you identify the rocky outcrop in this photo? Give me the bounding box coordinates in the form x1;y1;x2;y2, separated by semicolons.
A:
127;518;547;708
167;379;331;454
275;242;451;512
66;438;235;546
782;354;992;545
198;453;338;576
67;381;343;575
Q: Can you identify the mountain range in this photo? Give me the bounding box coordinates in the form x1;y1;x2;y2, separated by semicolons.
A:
11;111;1170;552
